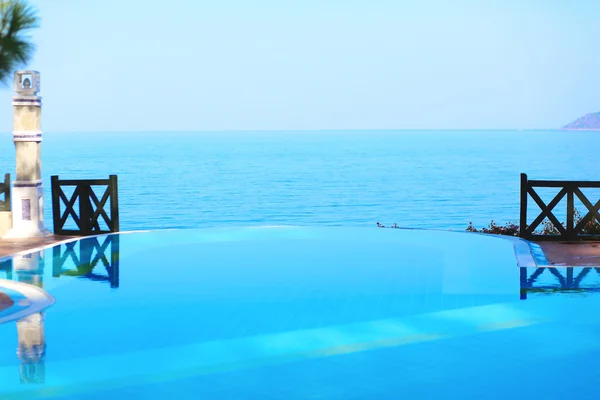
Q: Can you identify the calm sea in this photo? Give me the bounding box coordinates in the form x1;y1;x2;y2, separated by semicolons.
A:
1;130;598;232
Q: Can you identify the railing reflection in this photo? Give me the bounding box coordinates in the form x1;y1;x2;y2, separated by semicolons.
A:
52;235;120;288
0;235;120;289
520;267;600;299
0;258;12;280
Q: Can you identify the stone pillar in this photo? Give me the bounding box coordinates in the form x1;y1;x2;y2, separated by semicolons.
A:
3;71;50;238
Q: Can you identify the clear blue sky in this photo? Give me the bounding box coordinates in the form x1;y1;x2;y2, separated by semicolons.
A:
2;0;600;132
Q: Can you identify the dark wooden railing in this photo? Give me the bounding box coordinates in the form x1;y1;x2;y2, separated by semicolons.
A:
52;235;120;288
0;173;10;212
520;266;600;300
51;175;119;236
519;173;600;241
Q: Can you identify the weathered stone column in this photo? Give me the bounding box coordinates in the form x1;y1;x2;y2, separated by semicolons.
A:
3;70;49;238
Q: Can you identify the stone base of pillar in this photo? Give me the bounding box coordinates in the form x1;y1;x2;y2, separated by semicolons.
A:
0;211;12;237
3;180;50;239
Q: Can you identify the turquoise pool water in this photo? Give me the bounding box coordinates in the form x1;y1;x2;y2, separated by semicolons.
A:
1;227;600;399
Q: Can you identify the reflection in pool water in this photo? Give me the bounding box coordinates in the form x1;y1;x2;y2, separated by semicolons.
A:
0;235;118;386
0;227;599;399
17;313;45;384
51;235;120;288
1;253;50;385
0;282;48;384
520;266;600;299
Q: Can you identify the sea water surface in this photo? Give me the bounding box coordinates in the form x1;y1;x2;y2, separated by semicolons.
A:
0;130;598;231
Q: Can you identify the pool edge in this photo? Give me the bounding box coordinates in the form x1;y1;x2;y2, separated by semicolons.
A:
0;279;55;324
0;227;566;269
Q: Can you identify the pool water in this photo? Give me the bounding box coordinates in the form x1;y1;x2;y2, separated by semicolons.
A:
0;227;599;399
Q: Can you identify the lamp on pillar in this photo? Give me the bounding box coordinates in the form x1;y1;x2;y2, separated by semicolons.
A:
3;70;50;238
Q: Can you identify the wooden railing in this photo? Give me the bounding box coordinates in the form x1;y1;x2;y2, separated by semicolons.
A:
520;266;600;300
51;175;119;236
52;235;120;288
0;173;10;212
519;173;600;241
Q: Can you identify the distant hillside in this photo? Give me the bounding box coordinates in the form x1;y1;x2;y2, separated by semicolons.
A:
562;112;600;130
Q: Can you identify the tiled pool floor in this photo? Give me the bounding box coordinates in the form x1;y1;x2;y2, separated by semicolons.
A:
0;227;599;399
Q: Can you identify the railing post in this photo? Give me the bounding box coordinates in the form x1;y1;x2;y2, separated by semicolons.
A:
4;173;10;211
109;175;119;232
519;173;528;238
79;184;91;235
566;184;574;240
0;173;10;211
51;176;60;234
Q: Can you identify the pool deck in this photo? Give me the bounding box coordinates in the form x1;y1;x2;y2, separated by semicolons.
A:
0;236;75;260
534;241;600;266
0;233;598;267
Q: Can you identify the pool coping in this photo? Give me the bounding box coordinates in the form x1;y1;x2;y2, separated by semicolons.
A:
0;227;591;269
377;227;551;268
379;226;600;268
0;230;158;263
0;280;55;324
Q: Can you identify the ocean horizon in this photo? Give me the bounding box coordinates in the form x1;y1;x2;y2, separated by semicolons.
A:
1;129;598;232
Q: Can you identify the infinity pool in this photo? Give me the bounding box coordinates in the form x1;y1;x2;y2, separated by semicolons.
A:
1;227;600;399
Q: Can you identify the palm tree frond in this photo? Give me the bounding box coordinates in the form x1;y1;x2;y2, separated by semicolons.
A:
0;0;39;85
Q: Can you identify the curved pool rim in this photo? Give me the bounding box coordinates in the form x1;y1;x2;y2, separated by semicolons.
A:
0;280;55;324
0;225;541;327
0;226;549;267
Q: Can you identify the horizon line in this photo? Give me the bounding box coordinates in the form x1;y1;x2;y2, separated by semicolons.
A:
0;128;573;134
